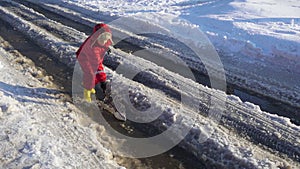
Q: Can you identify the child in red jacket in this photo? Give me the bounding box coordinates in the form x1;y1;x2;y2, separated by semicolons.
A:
76;23;113;102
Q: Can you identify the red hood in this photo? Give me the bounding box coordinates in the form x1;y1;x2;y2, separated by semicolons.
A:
93;23;111;34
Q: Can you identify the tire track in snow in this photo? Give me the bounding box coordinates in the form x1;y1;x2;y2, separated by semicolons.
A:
19;0;300;120
12;1;298;129
13;0;144;54
0;3;207;169
1;0;298;166
13;0;300;126
0;1;84;46
3;0;300;163
105;50;300;162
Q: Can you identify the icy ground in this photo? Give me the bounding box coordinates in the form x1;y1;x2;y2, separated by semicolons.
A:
0;0;300;168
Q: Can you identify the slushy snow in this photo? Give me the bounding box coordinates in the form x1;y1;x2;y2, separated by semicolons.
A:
0;0;299;168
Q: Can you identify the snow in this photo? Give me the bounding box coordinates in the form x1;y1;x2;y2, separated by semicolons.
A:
32;0;300;108
59;0;300;60
0;0;300;168
0;45;122;168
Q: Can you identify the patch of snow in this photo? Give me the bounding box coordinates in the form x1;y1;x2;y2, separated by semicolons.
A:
0;43;123;168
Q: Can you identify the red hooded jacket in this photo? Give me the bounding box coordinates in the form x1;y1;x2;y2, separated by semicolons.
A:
76;23;112;89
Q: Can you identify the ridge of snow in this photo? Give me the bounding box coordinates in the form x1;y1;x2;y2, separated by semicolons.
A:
26;0;300;108
0;3;77;67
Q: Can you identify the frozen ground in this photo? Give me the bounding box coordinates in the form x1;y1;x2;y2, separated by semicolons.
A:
0;40;124;168
0;0;299;168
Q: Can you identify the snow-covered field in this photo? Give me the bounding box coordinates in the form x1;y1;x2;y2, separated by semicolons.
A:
0;0;299;168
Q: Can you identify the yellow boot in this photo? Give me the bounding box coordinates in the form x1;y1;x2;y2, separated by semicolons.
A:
84;88;96;102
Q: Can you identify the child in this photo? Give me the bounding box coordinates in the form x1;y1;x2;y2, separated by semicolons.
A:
76;23;113;102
